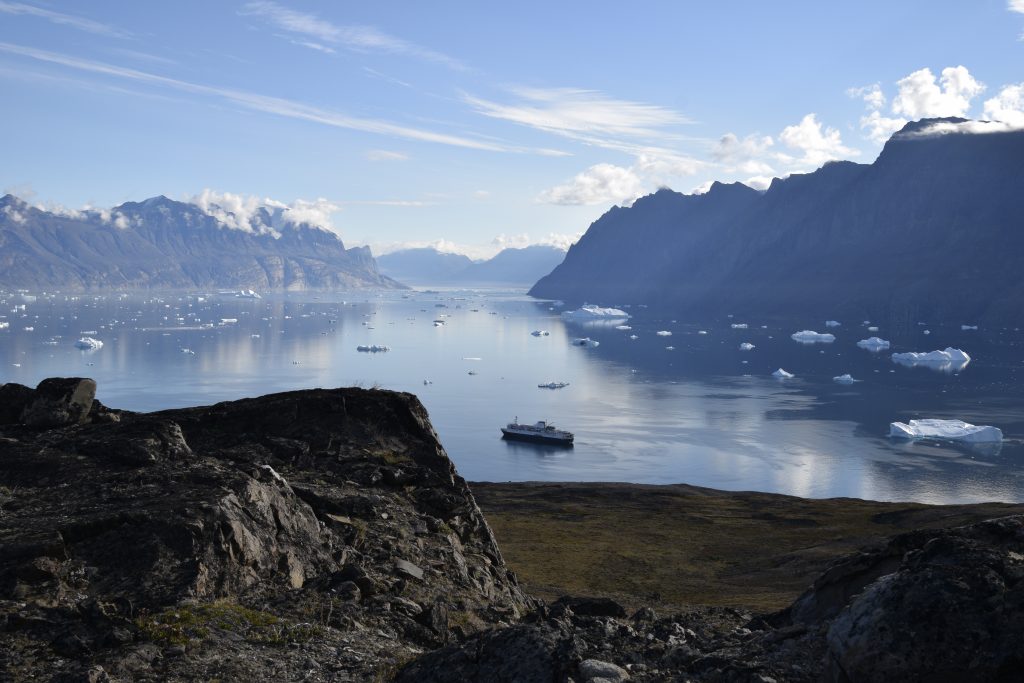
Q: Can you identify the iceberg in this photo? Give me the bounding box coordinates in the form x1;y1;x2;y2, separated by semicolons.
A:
74;337;103;350
889;419;1002;443
833;374;856;384
656;330;672;336
356;344;390;353
530;330;550;337
772;368;794;378
614;324;632;330
571;337;600;348
538;381;570;389
961;325;978;330
739;342;755;351
791;330;835;343
730;323;748;329
561;305;630;321
857;337;891;351
825;320;841;327
891;348;970;372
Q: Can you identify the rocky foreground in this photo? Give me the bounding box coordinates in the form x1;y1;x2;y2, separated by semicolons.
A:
2;379;1023;682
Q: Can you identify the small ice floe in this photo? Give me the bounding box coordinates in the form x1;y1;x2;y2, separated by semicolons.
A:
74;337;103;350
923;330;931;335
825;320;841;327
833;374;857;384
739;342;755;351
356;344;391;353
24;326;34;331
891;348;970;372
791;330;836;344
615;324;632;330
433;321;444;327
656;330;672;336
772;368;794;379
889;419;1002;443
538;381;570;389
251;333;261;338
730;323;748;329
467;370;478;375
629;334;639;340
867;326;879;332
220;318;238;324
665;345;675;350
531;330;550;337
961;325;978;331
571;337;600;347
561;305;630;321
698;330;708;335
857;337;891;351
180;348;196;355
423;379;432;385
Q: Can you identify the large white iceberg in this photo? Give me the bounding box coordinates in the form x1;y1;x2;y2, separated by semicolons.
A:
791;330;835;344
857;337;891;351
889;419;1002;443
891;348;970;372
561;305;630;321
74;337;103;350
772;368;794;378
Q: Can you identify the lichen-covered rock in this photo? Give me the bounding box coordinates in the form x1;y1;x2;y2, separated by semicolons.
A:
18;377;96;428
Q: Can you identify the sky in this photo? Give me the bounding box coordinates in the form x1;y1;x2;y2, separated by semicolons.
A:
1;1;1022;258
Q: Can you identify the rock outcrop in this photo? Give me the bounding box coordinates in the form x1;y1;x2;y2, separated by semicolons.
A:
0;378;530;681
2;378;1023;682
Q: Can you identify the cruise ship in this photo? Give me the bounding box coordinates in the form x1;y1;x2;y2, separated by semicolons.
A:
500;418;574;446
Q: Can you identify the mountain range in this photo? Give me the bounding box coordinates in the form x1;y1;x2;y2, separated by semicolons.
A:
531;118;1024;325
0;195;402;291
378;245;566;286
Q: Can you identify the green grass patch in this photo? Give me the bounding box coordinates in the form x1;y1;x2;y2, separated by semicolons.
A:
135;600;323;647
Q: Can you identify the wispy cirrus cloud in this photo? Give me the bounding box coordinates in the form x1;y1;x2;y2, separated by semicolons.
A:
239;1;466;69
0;1;130;38
0;42;529;153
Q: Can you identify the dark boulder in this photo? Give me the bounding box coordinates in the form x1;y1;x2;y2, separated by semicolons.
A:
19;377;96;429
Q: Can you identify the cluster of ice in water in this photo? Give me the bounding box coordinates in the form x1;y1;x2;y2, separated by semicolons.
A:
74;337;103;350
889;419;1002;443
891;348;970;371
791;330;836;343
561;305;630;321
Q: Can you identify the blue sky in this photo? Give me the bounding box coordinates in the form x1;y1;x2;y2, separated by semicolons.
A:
1;1;1022;257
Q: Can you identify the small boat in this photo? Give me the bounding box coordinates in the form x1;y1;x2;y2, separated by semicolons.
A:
538;381;570;389
501;417;574;446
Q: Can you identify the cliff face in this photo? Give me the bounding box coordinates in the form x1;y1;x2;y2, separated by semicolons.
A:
531;118;1024;324
0;378;529;681
0;195;403;291
2;379;1023;682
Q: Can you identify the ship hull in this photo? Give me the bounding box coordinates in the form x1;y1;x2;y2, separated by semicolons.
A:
501;429;574;446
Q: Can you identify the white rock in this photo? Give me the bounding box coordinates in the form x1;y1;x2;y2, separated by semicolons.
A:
857;337;891;351
791;330;835;343
772;368;794;378
889;419;1002;443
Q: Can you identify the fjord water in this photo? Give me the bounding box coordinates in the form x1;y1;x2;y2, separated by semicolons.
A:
2;290;1022;504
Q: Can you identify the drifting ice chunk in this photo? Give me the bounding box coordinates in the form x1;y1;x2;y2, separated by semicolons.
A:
561;305;630;321
615;325;632;330
739;342;755;351
656;330;672;336
791;330;835;343
538;381;570;389
833;374;856;384
698;330;708;335
889;419;1002;443
356;344;391;353
961;325;978;330
730;323;748;329
571;337;600;348
867;326;879;332
825;320;841;327
530;330;550;337
857;337;891;351
891;348;970;372
772;368;794;378
74;337;103;350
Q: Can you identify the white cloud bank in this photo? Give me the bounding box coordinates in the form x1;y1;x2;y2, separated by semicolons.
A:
538;163;647;206
190;189;341;236
891;66;985;119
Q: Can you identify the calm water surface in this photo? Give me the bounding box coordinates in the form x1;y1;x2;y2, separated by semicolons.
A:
2;290;1023;504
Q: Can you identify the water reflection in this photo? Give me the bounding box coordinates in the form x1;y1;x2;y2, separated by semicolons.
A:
0;290;1021;503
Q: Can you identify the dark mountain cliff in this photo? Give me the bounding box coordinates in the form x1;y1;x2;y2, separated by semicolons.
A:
0;195;401;291
531;118;1024;323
